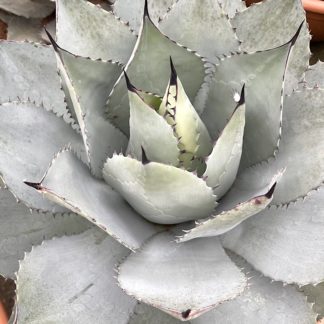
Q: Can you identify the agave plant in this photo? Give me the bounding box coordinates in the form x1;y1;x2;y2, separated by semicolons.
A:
0;0;324;322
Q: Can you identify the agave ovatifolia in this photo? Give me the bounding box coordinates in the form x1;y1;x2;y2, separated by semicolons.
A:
1;0;324;322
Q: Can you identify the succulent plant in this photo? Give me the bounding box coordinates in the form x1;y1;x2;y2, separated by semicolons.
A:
0;0;324;322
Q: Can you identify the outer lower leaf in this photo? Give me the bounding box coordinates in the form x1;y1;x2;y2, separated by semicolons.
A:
178;179;277;242
25;150;159;251
126;80;179;165
205;26;300;168
0;41;73;125
103;155;216;224
0;0;54;18
118;232;247;321
218;0;246;18
159;0;239;63
303;61;324;88
231;0;311;94
105;13;206;135
56;0;136;62
0;189;89;278
193;253;316;324
231;87;324;206
113;0;178;32
302;282;324;320
0;101;84;212
17;228;136;323
48;35;128;177
203;96;245;199
222;186;324;285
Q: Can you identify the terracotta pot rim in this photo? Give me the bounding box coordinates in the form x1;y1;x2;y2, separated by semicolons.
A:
302;0;324;15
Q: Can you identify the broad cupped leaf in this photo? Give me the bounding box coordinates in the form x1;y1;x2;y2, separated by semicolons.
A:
17;228;136;323
25;150;159;251
103;155;216;224
118;232;247;321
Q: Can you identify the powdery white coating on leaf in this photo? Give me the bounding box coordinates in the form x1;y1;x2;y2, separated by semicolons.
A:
159;0;239;63
118;232;247;321
192;253;316;324
56;0;136;62
0;101;84;212
0;189;89;278
103;155;216;224
203;103;245;199
52;43;128;177
233;87;324;206
0;41;72;123
33;150;159;251
231;0;310;94
222;186;324;285
105;15;205;135
0;0;54;18
17;228;136;323
127;89;179;165
210;43;292;168
113;0;178;32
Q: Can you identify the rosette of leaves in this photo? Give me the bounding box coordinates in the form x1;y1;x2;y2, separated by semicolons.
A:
0;0;324;322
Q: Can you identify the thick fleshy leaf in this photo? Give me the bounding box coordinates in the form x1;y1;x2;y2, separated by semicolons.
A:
129;303;186;324
222;186;324;285
303;61;324;88
159;0;239;63
231;0;311;94
0;189;90;278
230;87;324;206
158;60;212;172
178;180;276;242
203;93;245;199
17;228;136;323
113;0;178;32
105;12;206;135
0;0;54;18
25;149;159;251
193;253;316;324
0;41;74;125
118;232;246;321
126;77;179;165
47;34;128;176
302;282;324;320
204;25;301;168
218;0;246;18
0;101;84;212
103;155;216;224
56;0;136;62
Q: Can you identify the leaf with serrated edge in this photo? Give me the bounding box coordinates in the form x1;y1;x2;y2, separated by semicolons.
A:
177;174;279;242
159;59;212;165
231;0;310;94
159;0;239;63
0;189;90;278
203;88;245;199
0;41;74;126
56;0;136;63
304;61;324;88
0;0;54;18
16;228;136;323
113;0;178;32
218;0;246;18
231;87;324;206
25;150;159;251
192;253;316;324
47;33;128;177
118;232;246;321
207;24;302;168
105;10;205;135
0;101;84;212
222;186;324;285
302;282;324;320
126;75;179;165
103;155;216;224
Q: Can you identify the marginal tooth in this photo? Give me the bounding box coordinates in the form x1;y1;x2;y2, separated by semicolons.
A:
169;85;177;97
